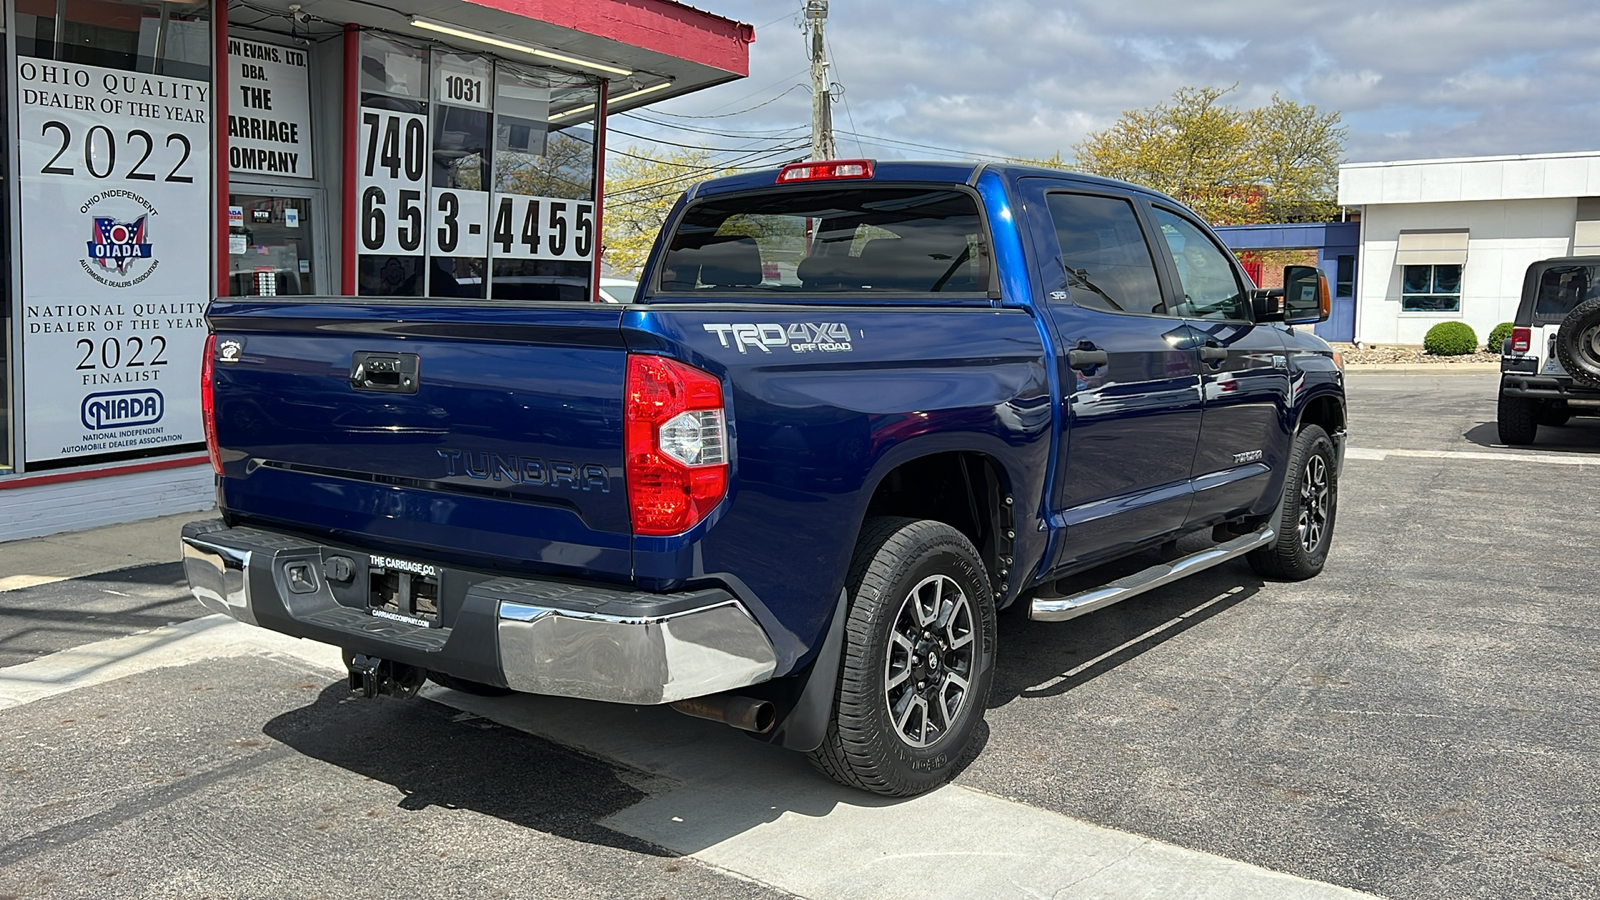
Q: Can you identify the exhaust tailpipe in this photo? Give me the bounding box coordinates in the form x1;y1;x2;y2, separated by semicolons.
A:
669;694;776;734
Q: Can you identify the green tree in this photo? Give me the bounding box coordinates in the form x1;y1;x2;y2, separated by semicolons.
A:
601;147;744;276
1072;85;1346;225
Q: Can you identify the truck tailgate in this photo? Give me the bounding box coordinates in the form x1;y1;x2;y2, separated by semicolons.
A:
207;300;631;581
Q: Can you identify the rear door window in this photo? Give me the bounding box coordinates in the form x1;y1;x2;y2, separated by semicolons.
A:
1042;192;1166;315
658;187;989;296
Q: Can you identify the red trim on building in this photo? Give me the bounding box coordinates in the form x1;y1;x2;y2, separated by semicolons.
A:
341;25;360;296
0;455;210;491
215;0;230;297
462;0;753;76
591;80;608;301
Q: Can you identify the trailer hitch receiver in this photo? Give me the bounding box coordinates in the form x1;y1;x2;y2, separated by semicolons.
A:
347;653;425;699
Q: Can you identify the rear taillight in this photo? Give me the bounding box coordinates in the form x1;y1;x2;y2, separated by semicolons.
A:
1511;327;1531;354
201;333;221;474
625;355;728;536
776;159;875;184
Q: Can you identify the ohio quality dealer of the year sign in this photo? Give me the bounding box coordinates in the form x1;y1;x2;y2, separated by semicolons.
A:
16;58;211;465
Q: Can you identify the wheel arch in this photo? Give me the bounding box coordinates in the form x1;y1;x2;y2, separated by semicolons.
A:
1296;390;1346;438
859;448;1021;607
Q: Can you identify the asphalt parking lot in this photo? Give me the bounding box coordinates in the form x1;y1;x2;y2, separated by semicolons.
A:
2;372;1597;900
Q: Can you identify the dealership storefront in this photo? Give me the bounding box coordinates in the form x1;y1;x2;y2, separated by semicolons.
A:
0;0;751;541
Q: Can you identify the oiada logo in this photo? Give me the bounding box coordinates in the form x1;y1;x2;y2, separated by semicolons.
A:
79;191;160;287
81;389;164;431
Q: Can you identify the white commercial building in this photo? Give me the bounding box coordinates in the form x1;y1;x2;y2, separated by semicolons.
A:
1338;151;1600;345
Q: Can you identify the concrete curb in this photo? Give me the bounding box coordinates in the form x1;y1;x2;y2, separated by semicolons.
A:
1345;363;1499;374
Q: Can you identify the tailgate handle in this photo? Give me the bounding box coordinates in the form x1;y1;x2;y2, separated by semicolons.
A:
351;351;420;394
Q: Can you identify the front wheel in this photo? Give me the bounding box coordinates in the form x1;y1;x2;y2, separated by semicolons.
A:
808;518;996;796
1248;424;1338;580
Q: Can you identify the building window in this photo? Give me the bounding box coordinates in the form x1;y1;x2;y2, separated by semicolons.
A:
1336;254;1355;298
1401;264;1462;312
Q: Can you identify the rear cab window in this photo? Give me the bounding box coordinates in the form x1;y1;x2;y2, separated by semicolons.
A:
654;187;991;298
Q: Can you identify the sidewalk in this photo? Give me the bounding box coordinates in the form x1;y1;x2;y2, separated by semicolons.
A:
1344;362;1499;374
0;508;214;592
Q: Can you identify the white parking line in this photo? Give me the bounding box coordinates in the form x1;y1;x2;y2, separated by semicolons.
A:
1347;447;1599;465
0;618;1381;900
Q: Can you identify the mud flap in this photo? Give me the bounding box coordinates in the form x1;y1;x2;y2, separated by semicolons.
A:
746;588;849;752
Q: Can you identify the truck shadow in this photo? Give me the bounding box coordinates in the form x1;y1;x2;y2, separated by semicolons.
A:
261;685;676;855
990;553;1265;708
1463;418;1600;452
256;551;1267;860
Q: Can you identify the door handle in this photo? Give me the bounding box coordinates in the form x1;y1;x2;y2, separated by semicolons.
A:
1199;344;1228;365
351;351;420;393
1067;348;1109;371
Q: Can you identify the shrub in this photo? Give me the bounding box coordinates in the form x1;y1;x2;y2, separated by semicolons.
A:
1423;321;1479;356
1487;321;1514;353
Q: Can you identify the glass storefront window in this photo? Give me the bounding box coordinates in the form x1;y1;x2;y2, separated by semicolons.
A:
16;0;210;80
11;0;212;472
355;33;599;302
228;195;316;296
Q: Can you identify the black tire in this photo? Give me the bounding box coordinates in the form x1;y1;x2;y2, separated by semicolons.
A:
1247;425;1337;580
1538;405;1572;427
1555;297;1600;389
1497;390;1539;445
808;517;996;796
427;671;514;696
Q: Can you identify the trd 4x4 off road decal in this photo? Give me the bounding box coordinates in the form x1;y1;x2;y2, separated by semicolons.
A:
703;323;854;354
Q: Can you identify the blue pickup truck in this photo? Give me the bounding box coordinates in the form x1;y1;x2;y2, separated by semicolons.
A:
183;160;1345;796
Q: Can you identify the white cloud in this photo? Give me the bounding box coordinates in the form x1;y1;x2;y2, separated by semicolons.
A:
630;0;1600;167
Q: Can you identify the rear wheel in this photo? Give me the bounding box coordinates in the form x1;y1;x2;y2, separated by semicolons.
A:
1497;390;1539;445
808;517;996;796
1248;425;1337;580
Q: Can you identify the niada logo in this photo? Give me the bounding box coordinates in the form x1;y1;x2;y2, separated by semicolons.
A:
79;190;160;288
81;389;164;430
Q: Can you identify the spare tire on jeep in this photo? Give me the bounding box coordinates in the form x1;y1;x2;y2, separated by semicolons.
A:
1555;297;1600;388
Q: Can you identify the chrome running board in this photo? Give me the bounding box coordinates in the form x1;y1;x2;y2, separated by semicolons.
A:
1029;525;1275;622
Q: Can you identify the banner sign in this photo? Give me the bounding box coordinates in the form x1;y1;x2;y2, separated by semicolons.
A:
227;38;313;178
16;58;212;464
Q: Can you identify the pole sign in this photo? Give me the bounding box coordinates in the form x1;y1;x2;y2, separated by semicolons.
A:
15;58;212;465
227;38;313;178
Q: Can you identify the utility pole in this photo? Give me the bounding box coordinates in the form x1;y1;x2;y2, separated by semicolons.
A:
804;0;836;160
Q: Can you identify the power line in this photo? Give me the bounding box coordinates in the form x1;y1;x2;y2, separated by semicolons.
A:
677;67;811;118
605;144;808;198
607;125;800;154
644;84;808;120
834;129;1016;162
620;111;808;140
824;31;865;158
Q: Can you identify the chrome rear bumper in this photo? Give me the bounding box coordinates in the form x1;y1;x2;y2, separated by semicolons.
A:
180;519;777;705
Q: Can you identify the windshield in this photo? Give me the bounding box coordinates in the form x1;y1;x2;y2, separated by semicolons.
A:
658;186;989;296
1533;265;1599;321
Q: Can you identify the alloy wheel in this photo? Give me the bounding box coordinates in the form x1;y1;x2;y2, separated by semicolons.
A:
883;574;975;748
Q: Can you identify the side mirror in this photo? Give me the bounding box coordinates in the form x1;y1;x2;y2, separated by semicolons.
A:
1282;265;1331;324
1251;288;1285;321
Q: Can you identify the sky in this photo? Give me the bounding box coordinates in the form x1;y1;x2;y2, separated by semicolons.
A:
617;0;1600;170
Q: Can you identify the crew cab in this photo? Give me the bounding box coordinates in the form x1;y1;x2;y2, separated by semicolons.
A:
182;160;1346;796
